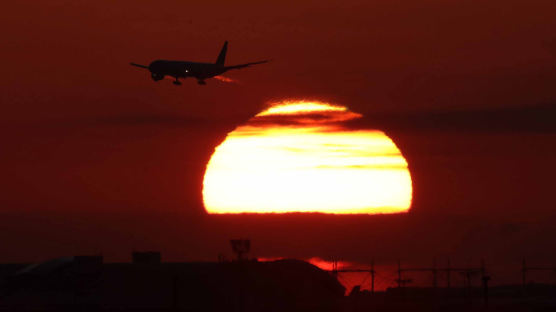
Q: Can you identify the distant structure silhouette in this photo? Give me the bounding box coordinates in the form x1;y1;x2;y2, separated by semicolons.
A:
230;239;250;261
2;253;556;311
522;259;556;289
0;251;343;312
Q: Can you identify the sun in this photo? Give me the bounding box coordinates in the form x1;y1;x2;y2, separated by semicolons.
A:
202;100;412;214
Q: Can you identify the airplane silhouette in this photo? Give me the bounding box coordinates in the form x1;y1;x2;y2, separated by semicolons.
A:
130;41;269;85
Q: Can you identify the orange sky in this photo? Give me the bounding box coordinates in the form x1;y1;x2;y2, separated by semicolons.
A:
1;0;556;264
3;0;556;123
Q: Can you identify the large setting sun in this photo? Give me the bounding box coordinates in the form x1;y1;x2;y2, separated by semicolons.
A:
203;100;412;214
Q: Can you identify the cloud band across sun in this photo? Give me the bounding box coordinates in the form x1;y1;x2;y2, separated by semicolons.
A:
203;100;412;214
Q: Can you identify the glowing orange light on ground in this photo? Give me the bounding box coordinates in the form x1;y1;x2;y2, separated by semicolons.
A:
203;100;412;214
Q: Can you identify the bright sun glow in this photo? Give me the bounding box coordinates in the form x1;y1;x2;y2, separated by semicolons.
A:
202;100;412;214
258;100;347;116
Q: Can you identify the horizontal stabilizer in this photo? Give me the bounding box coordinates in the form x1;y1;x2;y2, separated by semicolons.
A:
225;60;270;70
130;62;149;69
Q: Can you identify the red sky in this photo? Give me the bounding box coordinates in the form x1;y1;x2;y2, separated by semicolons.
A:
2;0;556;269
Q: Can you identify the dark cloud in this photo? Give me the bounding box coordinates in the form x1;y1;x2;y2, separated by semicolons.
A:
345;103;556;133
26;102;556;135
248;110;361;128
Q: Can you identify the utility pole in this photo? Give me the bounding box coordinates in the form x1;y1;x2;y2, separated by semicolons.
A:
328;260;377;294
520;259;555;294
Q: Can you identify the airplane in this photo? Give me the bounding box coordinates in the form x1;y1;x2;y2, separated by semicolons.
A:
130;41;269;85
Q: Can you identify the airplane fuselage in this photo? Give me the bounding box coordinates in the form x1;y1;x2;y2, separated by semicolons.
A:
148;60;227;82
130;41;268;85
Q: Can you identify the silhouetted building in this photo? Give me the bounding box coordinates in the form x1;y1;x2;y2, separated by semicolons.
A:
0;254;344;312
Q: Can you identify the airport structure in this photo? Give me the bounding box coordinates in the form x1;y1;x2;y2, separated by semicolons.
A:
1;242;556;311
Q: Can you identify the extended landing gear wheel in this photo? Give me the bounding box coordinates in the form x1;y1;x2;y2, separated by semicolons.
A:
197;80;206;85
173;80;182;86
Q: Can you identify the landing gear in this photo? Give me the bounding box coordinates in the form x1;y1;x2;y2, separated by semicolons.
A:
173;78;182;86
197;80;206;85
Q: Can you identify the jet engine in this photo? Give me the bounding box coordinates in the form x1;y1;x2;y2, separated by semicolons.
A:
151;73;165;81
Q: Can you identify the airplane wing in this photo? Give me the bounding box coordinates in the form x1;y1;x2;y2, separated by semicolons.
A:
225;60;270;70
130;62;149;69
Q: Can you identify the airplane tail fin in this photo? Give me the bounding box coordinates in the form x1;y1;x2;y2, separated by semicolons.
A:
215;41;228;66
